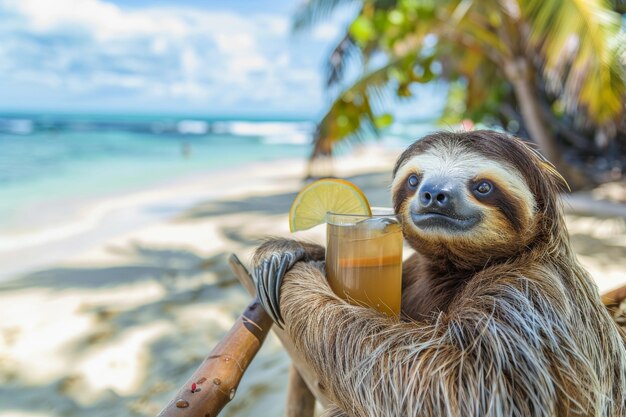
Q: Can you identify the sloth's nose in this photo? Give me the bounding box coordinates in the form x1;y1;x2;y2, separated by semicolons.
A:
418;182;453;210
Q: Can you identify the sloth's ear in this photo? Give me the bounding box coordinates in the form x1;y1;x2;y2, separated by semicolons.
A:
519;140;570;193
540;160;570;192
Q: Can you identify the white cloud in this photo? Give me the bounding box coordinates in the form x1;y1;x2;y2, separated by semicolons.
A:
0;0;331;113
215;33;255;52
3;0;188;40
181;47;200;77
312;22;342;41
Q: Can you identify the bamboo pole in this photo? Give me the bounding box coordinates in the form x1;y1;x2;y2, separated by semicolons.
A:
157;254;326;417
157;298;273;417
228;254;330;408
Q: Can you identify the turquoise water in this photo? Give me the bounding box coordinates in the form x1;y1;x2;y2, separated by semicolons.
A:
0;113;437;233
0;114;314;231
0;112;438;279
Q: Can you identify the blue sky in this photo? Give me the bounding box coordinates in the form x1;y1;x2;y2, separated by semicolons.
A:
0;0;351;117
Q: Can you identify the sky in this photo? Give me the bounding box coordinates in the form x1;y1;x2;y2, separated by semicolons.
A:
0;0;352;117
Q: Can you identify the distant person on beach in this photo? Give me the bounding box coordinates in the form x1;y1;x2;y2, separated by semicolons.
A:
181;142;192;159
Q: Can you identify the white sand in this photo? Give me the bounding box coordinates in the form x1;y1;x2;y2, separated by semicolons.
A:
0;147;624;417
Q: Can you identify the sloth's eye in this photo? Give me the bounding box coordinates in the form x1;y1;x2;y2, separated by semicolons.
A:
407;174;419;189
475;181;493;195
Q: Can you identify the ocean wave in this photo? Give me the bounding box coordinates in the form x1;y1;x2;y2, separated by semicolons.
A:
176;120;209;135
0;115;316;141
212;120;313;145
0;118;34;135
260;133;310;145
213;120;312;135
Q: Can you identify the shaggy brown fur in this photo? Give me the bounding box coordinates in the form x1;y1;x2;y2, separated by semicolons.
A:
253;131;626;417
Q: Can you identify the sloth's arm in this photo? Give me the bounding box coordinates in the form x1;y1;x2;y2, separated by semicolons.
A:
252;238;325;264
275;261;575;416
252;238;425;324
252;238;325;326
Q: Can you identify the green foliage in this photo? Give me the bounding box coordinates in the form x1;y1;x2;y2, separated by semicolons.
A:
525;0;626;124
375;113;394;128
300;0;626;159
313;52;420;156
350;15;376;43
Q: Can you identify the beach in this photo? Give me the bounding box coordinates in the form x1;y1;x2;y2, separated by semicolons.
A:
1;145;625;417
1;0;624;414
0;144;396;417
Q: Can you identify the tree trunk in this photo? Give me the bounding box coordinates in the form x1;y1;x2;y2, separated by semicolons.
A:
503;57;591;189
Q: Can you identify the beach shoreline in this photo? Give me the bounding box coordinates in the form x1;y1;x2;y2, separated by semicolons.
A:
0;156;302;282
0;140;406;283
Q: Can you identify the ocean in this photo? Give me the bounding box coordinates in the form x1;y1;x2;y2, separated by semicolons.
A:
0;114;314;232
0;113;436;278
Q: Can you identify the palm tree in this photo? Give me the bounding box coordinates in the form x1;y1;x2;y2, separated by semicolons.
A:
295;0;626;187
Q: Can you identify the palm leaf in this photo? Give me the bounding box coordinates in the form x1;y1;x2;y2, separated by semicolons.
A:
326;33;362;87
293;0;401;31
292;0;363;31
311;52;425;160
523;0;626;125
311;65;392;159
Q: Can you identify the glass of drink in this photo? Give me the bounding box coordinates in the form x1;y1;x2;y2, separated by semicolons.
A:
325;208;403;317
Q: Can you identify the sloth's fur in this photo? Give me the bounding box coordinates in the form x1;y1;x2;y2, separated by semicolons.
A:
253;131;626;417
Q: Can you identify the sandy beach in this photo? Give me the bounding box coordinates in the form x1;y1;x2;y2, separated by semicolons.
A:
1;148;625;417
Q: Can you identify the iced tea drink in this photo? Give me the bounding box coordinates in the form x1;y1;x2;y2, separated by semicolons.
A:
326;209;403;316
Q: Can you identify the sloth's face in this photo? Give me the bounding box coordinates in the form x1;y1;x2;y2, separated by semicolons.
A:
392;140;537;249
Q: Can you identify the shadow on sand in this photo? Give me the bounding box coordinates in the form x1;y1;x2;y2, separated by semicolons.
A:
0;244;232;291
180;171;394;221
0;243;249;416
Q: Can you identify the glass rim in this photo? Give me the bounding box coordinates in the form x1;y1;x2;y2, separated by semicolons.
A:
326;207;395;218
326;207;398;227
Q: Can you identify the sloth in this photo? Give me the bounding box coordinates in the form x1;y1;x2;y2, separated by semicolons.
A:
252;131;626;417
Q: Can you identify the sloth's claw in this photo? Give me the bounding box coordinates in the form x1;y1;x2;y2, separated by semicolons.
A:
275;252;292;293
254;249;305;328
255;262;279;325
258;258;280;325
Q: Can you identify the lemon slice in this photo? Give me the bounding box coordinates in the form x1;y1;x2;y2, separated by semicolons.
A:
289;178;371;232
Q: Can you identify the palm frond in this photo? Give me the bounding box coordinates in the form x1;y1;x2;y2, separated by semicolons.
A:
311;66;391;159
292;0;362;32
311;53;425;160
609;0;626;13
292;0;401;32
524;0;626;126
456;9;511;61
326;33;361;87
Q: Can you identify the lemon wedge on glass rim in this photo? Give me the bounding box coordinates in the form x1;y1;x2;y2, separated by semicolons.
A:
289;179;372;232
